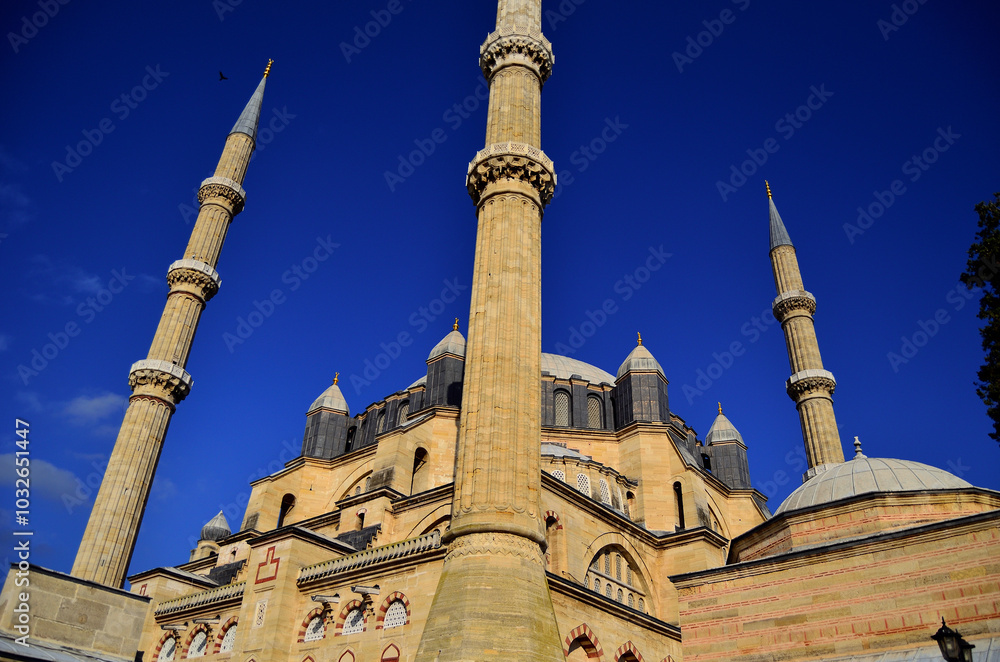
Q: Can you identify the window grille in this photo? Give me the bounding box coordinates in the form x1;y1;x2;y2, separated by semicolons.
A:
605;584;612;598
628;593;635;608
587;395;602;428
617;589;623;603
220;626;237;653
376;411;386;434
600;479;612;505
604;554;610;574
188;632;207;658
552;470;565;482
397;401;409;425
384;600;407;629
343;608;365;636
577;474;590;495
304;616;325;642
554;391;570;426
157;637;176;662
638;598;644;612
615;554;622;580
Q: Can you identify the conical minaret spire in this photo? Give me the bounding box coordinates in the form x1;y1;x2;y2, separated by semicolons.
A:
415;2;562;660
72;64;272;588
766;183;845;481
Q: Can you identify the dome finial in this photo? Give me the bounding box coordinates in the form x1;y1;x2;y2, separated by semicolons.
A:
765;180;772;199
637;332;643;346
263;59;274;78
853;436;866;459
333;372;339;385
454;318;460;331
718;402;723;415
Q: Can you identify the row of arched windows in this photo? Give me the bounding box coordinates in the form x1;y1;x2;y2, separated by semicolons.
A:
157;622;238;661
302;595;410;643
549;470;634;518
553;390;605;429
585;549;648;615
345;400;411;453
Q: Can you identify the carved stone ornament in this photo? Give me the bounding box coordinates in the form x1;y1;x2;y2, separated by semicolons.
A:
467;142;556;207
128;359;193;402
167;259;222;301
772;290;817;319
480;26;554;82
198;176;246;214
445;531;544;567
786;368;837;400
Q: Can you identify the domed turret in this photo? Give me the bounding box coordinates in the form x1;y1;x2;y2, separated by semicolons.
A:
703;403;751;489
200;510;231;541
302;374;353;460
705;404;745;446
612;334;670;427
425;320;466;409
307;373;350;415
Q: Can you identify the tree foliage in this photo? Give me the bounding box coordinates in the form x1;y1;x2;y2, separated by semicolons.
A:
960;193;1000;446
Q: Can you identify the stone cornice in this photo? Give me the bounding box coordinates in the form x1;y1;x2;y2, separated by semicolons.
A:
467;141;556;208
154;581;245;618
480;27;554;82
297;530;443;587
546;572;682;641
198;176;246;214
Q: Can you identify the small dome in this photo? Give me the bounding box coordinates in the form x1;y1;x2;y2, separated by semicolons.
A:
200;511;231;541
616;343;664;380
308;380;349;415
428;329;466;361
776;457;972;515
706;409;744;445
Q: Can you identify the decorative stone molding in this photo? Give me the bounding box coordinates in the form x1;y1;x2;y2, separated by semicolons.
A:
155;581;245;616
198;176;246;214
129;359;193;402
480;26;554;82
444;531;544;567
772;289;817;319
467;142;556;207
298;530;440;584
167;259;222;302
786;368;837;400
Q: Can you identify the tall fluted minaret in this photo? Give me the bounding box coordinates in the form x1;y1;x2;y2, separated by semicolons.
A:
415;2;563;660
72;62;273;588
767;181;845;481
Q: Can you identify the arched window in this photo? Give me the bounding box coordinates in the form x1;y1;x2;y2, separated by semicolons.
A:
354;485;361;496
612;486;622;510
157;637;176;662
674;482;685;531
585;547;650;615
381;644;401;662
615;554;622;580
220;625;237;653
397;401;409;426
342;608;365;636
628;593;635;608
599;479;612;505
376;410;386;434
554;390;571;426
188;631;207;658
605;584;612;598
638;598;644;612
604;554;611;574
411;447;429;494
587;394;603;428
304;615;325;642
702;453;712;473
617;588;623;603
383;600;407;629
277;494;295;528
551;469;565;482
345;425;357;452
626;491;636;518
594;578;600;591
365;477;371;492
626;566;633;586
576;473;590;496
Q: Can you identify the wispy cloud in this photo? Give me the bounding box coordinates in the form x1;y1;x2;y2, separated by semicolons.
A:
24;255;104;304
0;454;79;502
151;475;178;501
62;392;127;426
15;391;42;413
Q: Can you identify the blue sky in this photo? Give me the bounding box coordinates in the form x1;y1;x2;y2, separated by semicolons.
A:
1;0;998;583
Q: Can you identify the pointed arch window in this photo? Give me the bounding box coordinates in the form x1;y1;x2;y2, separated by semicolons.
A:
587;394;603;428
584;546;650;615
304;615;325;642
599;479;612;505
383;600;407;629
277;494;295;528
397;401;409;426
220;625;237;653
157;637;176;662
188;631;207;658
554;390;571;426
376;410;387;434
576;473;590;496
342;608;365;636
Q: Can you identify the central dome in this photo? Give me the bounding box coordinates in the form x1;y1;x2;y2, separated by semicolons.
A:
409;353;615;389
776;456;972;515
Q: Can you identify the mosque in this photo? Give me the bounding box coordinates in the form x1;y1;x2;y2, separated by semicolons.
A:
1;2;998;662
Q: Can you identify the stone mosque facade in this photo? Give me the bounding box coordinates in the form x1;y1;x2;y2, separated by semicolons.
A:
1;2;999;662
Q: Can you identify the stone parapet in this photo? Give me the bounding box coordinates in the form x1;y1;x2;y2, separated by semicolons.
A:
771;289;817;320
785;368;837;401
166;258;222;302
198;175;246;214
480;25;554;82
128;359;193;403
467;141;556;207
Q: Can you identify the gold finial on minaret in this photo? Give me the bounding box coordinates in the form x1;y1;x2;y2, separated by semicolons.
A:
766;180;772;199
263;59;273;78
454;318;460;331
637;332;643;346
718;402;723;415
333;372;339;385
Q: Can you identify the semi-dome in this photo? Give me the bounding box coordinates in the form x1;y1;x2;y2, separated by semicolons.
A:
307;377;349;415
428;326;466;361
705;405;744;445
616;340;664;380
776;456;972;515
200;511;231;541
